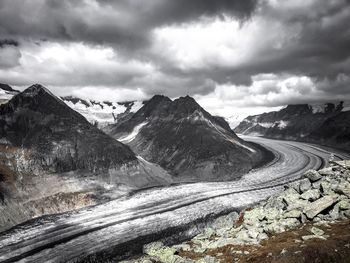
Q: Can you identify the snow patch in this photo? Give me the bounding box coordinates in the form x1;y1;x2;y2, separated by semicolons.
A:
277;120;289;129
192;111;256;153
118;122;148;143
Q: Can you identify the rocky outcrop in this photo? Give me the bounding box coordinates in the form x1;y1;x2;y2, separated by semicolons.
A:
125;160;350;263
105;95;268;182
234;102;350;151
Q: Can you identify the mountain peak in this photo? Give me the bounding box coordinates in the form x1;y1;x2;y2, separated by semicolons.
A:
0;83;18;93
22;84;53;97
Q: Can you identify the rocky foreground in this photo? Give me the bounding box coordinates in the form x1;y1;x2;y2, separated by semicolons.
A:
122;160;350;263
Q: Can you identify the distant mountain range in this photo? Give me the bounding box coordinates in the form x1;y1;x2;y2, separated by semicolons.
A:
61;96;144;128
105;95;267;181
235;102;350;151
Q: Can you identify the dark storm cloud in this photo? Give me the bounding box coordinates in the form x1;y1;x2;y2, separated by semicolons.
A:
0;0;257;49
0;0;349;107
0;39;19;48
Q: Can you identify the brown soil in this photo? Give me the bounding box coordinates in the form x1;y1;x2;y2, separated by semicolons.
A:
179;219;350;263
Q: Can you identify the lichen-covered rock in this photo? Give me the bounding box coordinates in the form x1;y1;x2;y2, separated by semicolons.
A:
309;226;324;236
303;196;338;219
319;167;334;176
143;242;189;263
304;170;322;182
283;209;302;219
300;189;320;201
299;179;312;193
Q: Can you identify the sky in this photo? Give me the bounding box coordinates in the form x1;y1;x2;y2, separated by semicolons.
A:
0;0;350;121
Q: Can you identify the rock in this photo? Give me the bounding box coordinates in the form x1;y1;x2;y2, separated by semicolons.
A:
286;199;309;211
301;213;308;223
329;203;341;220
247;227;261;239
335;160;350;169
283;209;302;218
321;181;332;194
264;195;286;210
172;243;191;252
143;242;188;263
235;229;255;244
304;170;322;182
319;167;334;176
334;181;350;198
244;207;265;225
312;180;322;190
309;227;324;236
303;196;338;219
302;235;327;241
280;218;300;228
265;207;281;222
300;189;321;201
299;179;312;193
196;256;218;263
258;232;269;240
338;199;350;210
213;237;237;248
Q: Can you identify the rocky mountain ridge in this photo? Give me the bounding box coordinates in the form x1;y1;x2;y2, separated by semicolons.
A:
235;102;350;151
105;95;268;181
0;84;172;232
0;83;144;128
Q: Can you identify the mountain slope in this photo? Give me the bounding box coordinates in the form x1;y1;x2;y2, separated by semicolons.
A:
0;84;171;231
235;102;350;151
0;83;19;104
105;95;266;181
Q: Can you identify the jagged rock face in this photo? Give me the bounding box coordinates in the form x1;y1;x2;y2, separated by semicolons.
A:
235;102;350;150
0;84;137;173
106;95;263;181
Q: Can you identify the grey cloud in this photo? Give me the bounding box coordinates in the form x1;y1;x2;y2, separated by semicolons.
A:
0;0;349;105
0;0;257;50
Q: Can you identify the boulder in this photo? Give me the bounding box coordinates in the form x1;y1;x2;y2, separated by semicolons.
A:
143;242;189;263
299;179;312;193
338;199;350;210
304;170;322;182
244;207;265;225
334;181;350;198
283;209;302;219
335;160;350;169
309;226;324;236
303;196;338;219
300;189;321;201
264;195;286;210
312;180;322;190
319;167;334;177
302;235;327;241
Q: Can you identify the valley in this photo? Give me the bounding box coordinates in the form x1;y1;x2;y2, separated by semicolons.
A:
0;136;348;263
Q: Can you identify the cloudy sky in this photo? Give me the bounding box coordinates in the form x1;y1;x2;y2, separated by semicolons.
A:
0;0;350;120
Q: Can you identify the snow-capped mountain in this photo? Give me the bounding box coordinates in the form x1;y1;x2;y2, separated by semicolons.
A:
105;95;268;181
0;83;144;128
62;96;143;127
235;101;350;150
